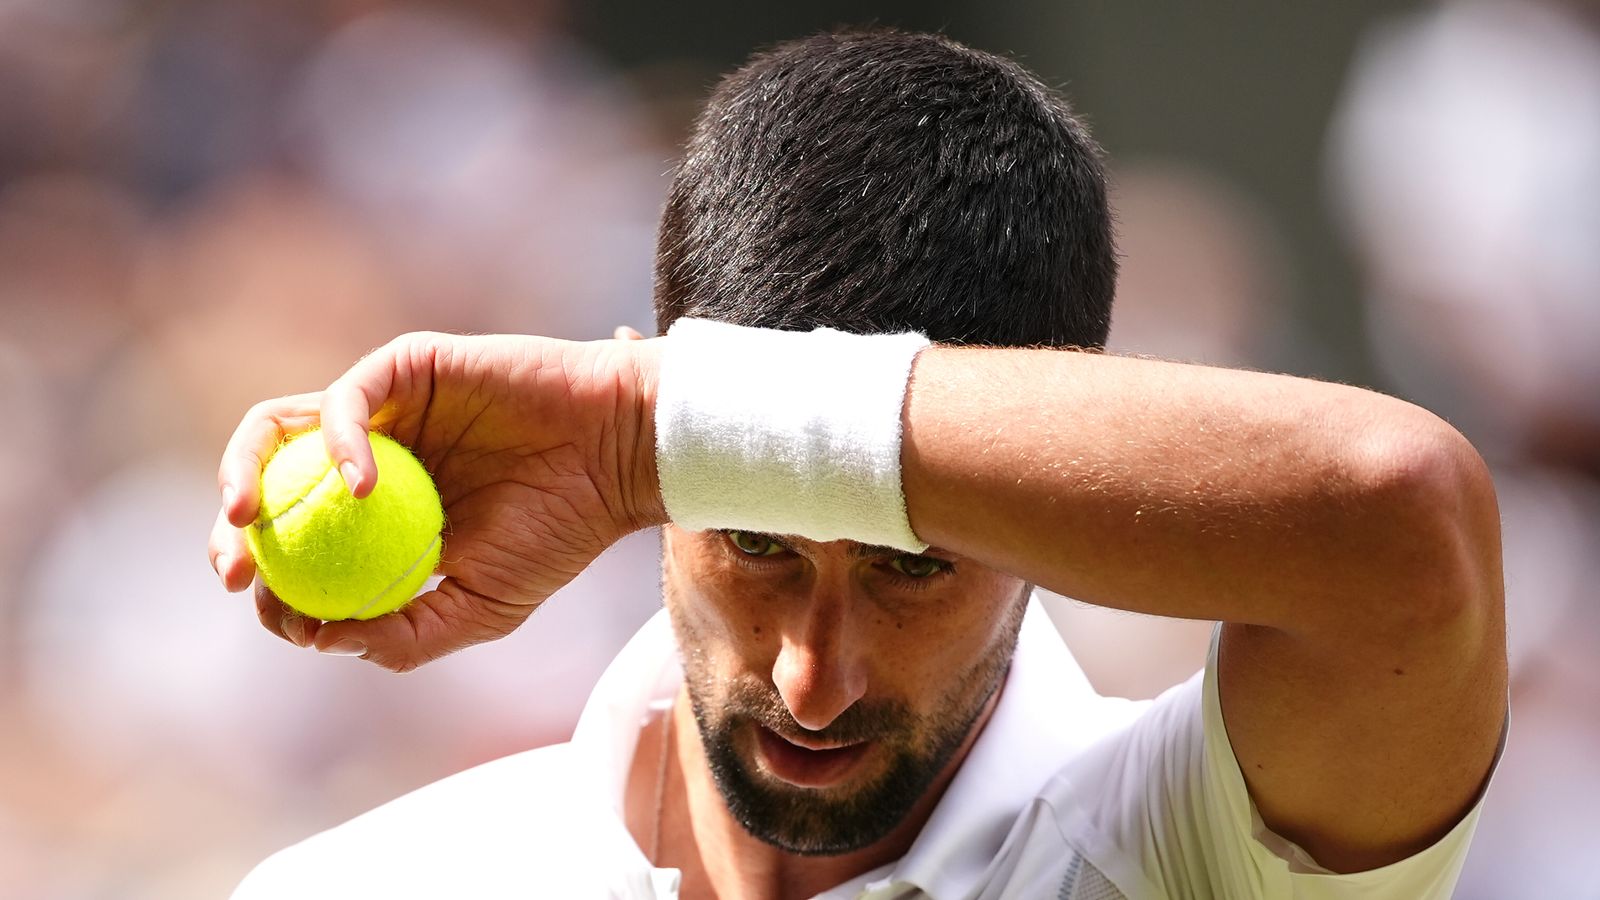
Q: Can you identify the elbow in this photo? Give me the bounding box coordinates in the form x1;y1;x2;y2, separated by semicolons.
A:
1351;411;1503;640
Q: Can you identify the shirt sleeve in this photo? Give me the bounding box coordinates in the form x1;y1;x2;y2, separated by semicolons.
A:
1047;626;1504;900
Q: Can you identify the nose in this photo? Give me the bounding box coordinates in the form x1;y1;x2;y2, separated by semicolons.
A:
771;588;869;733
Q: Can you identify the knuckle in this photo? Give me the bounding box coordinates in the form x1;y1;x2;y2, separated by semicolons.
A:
383;332;433;359
250;395;297;422
376;654;418;674
403;330;457;364
325;420;363;444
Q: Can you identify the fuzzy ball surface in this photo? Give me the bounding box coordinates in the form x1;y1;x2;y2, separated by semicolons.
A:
246;429;444;621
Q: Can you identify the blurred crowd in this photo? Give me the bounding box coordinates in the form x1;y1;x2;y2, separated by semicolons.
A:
1330;3;1600;894
0;1;672;895
0;1;1594;897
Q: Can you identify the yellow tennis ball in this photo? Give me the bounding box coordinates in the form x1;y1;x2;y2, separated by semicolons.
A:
245;428;444;621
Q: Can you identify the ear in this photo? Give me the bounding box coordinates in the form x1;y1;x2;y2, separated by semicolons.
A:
613;325;646;341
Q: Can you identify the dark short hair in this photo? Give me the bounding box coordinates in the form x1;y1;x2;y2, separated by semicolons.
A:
654;28;1117;348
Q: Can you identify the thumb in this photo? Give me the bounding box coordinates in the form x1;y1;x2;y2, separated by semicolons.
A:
309;579;530;672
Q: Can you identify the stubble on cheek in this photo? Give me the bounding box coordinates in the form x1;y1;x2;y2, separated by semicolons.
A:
676;636;1008;856
666;599;1016;854
657;535;1029;853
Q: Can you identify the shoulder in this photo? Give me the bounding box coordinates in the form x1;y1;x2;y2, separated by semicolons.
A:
232;743;622;900
1028;632;1493;899
978;672;1203;900
985;669;1239;898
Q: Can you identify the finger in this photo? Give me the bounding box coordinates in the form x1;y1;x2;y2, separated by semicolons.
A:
310;579;530;672
219;392;325;528
613;325;645;341
320;337;416;499
208;507;255;592
256;581;321;648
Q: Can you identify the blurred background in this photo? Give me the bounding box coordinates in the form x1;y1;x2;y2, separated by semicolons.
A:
0;0;1595;896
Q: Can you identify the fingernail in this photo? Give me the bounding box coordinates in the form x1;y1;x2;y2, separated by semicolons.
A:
340;462;361;494
322;639;367;657
222;485;236;513
282;614;308;647
215;553;230;582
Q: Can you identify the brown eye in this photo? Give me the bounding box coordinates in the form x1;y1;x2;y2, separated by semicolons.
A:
889;555;947;578
727;531;787;557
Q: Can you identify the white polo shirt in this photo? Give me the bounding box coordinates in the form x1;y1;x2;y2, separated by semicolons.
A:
232;597;1494;899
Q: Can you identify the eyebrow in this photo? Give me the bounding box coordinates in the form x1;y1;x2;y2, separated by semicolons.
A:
848;542;908;559
834;540;948;559
726;529;947;559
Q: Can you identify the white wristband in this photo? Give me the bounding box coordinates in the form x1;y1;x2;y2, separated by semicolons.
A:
655;318;931;552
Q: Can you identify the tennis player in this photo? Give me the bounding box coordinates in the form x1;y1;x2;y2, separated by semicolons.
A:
213;29;1506;899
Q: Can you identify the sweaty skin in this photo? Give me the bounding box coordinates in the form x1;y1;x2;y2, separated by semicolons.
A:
210;329;1505;895
639;526;1025;899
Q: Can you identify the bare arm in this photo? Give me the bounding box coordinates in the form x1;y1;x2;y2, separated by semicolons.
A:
208;332;1502;870
900;346;1506;872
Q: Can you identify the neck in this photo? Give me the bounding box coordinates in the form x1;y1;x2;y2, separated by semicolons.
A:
627;686;1001;900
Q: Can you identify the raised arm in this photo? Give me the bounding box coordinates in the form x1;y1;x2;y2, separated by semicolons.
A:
900;345;1506;872
209;327;1504;872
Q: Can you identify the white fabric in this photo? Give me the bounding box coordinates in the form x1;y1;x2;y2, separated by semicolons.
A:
1047;626;1501;900
655;319;931;553
232;601;1497;899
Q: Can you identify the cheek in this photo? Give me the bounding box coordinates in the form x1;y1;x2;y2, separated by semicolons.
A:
867;574;1024;699
663;536;784;673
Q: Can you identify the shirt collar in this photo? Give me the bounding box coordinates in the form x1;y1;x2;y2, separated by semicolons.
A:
879;594;1115;898
570;606;683;817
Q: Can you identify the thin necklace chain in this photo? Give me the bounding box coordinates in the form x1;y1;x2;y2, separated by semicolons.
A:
649;701;674;866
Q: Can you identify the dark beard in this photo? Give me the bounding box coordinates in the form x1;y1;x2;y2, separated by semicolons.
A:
681;638;1014;856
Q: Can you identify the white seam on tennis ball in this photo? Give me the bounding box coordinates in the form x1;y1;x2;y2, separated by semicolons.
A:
348;533;442;619
258;462;340;529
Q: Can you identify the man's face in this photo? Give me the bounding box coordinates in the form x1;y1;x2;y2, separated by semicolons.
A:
662;526;1028;856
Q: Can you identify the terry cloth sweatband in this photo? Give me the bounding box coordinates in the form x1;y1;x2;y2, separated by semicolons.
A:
655;318;931;553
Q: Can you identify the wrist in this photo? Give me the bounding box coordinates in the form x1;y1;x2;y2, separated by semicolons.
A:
652;319;930;551
622;336;669;532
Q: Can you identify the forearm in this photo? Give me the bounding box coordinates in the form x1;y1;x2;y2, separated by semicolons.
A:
901;346;1500;636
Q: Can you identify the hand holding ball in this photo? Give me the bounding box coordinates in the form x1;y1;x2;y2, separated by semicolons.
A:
245;429;444;621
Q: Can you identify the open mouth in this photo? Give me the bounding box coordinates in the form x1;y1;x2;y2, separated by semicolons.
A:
753;726;873;788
